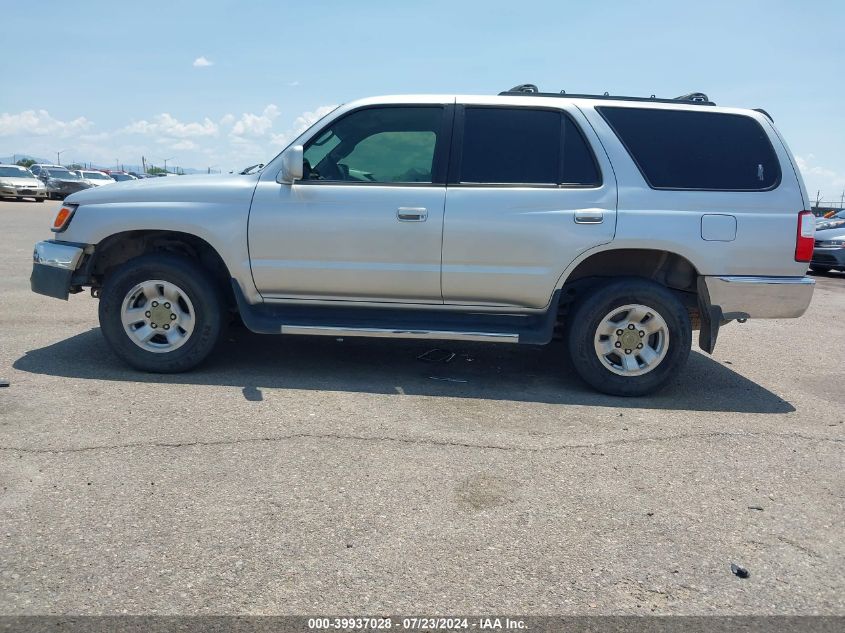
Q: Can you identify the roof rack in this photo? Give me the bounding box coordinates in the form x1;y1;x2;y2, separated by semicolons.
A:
499;84;715;106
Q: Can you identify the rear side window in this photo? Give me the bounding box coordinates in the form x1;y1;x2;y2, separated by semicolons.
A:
598;107;780;191
458;107;600;186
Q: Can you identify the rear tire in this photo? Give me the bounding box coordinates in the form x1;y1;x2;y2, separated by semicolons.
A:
98;253;225;372
810;265;831;273
566;278;691;396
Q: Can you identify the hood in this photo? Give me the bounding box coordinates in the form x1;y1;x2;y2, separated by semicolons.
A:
65;173;260;206
815;226;845;240
0;177;43;187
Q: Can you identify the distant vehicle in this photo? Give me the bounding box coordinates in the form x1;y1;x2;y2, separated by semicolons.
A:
28;163;64;178
79;170;116;187
108;172;138;182
37;166;91;199
0;164;48;201
816;210;845;231
810;226;845;273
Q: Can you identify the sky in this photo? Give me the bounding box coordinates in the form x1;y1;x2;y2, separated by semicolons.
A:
1;0;843;200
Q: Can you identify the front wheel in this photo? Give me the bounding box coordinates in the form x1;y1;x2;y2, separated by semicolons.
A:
566;279;692;396
98;253;225;372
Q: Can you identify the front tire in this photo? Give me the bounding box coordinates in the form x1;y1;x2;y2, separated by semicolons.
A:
566;278;691;396
98;253;225;372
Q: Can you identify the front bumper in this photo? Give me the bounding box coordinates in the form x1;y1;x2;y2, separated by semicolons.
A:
811;248;845;269
0;185;47;198
703;275;815;320
31;241;86;300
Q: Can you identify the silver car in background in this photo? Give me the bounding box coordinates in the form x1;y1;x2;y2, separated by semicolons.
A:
0;164;48;201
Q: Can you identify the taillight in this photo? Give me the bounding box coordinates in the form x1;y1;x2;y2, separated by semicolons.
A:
51;205;76;233
795;210;815;262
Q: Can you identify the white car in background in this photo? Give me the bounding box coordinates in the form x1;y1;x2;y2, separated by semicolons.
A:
0;164;48;201
78;170;116;187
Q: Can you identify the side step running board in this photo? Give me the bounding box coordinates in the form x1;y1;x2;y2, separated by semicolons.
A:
280;325;519;343
232;281;561;346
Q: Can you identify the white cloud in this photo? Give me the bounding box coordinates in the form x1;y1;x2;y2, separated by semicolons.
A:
124;113;218;138
192;56;213;68
171;140;198;151
288;81;300;87
219;113;235;126
271;104;337;147
230;105;280;138
796;154;845;202
0;109;92;137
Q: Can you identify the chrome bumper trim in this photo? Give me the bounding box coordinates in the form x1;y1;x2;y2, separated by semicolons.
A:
704;275;815;320
281;324;520;343
33;241;84;271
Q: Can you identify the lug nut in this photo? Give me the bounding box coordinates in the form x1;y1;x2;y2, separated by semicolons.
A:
616;329;623;335
637;343;643;349
625;349;632;354
145;311;151;318
150;323;158;329
170;314;177;320
615;342;622;348
163;324;170;330
164;302;171;309
151;301;158;307
628;324;635;330
639;330;645;337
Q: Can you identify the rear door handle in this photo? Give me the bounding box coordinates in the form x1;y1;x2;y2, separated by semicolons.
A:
397;207;428;222
574;209;604;224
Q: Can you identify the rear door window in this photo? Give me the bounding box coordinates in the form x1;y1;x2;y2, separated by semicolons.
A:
597;107;780;190
457;107;600;186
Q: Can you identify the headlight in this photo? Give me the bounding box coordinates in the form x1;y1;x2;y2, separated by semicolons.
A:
816;239;845;248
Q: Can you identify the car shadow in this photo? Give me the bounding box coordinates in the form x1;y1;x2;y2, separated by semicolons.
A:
13;327;794;414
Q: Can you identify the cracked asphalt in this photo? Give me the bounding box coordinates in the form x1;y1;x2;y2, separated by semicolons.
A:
1;200;843;615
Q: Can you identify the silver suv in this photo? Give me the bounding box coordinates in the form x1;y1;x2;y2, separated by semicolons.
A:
30;86;816;396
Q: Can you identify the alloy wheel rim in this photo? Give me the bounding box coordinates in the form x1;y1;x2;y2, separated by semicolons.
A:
593;303;670;377
120;279;195;353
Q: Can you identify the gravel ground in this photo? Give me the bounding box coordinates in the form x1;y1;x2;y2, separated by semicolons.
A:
0;199;843;615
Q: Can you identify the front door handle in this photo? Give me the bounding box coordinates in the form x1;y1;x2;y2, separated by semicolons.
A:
574;209;604;224
397;207;428;222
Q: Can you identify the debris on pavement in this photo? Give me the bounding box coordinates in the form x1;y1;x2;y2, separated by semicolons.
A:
747;505;764;511
731;563;751;579
417;348;456;363
0;379;9;388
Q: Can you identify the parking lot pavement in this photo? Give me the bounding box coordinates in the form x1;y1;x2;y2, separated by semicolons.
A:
0;199;843;615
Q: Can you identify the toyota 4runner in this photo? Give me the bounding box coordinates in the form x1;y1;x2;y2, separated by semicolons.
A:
30;85;816;396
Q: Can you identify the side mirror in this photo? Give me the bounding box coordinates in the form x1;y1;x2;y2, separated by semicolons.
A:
277;145;304;184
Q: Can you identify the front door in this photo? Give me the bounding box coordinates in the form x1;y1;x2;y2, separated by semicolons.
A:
248;104;452;303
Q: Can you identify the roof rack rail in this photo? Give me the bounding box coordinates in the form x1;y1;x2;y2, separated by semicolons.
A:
499;84;715;106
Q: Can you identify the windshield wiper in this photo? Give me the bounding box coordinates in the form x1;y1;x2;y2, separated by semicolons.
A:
240;163;265;175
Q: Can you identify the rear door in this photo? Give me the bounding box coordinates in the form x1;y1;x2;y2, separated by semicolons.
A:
441;100;617;308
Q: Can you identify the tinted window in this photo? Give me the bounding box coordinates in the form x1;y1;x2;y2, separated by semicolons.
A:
460;108;560;184
303;107;443;184
598;107;780;190
562;116;601;186
458;108;600;186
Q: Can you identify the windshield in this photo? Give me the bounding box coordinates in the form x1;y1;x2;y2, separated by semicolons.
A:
111;173;134;181
46;169;80;180
0;166;33;178
83;171;112;180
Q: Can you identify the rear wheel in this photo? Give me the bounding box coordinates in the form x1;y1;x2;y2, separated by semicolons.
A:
810;265;831;273
98;253;225;372
566;279;691;396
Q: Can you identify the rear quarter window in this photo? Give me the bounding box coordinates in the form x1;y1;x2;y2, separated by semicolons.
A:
597;107;781;191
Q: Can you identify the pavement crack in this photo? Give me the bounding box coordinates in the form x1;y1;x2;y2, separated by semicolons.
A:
0;429;841;456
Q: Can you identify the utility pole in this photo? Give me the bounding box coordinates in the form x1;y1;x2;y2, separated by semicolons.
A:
815;190;821;210
163;157;174;174
56;149;69;166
